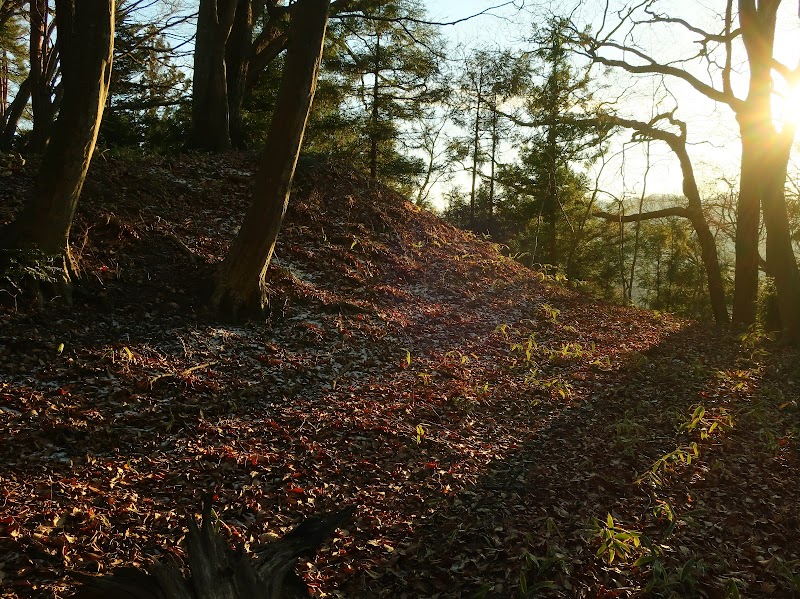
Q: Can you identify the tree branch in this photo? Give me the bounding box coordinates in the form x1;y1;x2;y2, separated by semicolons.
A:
594;206;690;222
108;96;190;112
585;44;743;111
641;5;741;43
331;0;523;27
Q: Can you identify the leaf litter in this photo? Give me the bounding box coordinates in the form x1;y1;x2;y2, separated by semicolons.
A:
1;153;799;598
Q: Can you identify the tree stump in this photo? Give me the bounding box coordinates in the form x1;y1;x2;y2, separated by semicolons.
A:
72;504;355;599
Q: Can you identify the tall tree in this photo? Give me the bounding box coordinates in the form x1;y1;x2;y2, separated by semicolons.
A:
0;0;114;289
188;0;237;151
189;0;292;151
737;0;800;341
573;0;800;341
227;0;291;149
593;112;730;325
498;19;603;267
211;0;330;319
28;0;58;152
331;0;442;185
102;3;191;149
0;5;27;149
451;47;529;231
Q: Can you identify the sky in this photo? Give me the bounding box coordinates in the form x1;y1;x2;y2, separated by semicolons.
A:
418;0;800;209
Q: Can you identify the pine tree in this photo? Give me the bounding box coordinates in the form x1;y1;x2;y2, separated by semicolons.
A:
101;3;191;149
327;0;443;189
449;47;529;232
0;7;28;148
500;18;605;268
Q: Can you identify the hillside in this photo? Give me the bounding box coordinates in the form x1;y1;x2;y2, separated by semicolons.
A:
1;154;799;598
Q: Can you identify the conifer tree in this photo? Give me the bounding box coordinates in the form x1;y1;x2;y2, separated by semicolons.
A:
0;6;28;149
329;0;443;187
500;19;605;267
450;47;529;231
102;2;191;149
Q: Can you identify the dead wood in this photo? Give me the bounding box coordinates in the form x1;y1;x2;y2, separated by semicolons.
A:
72;504;355;599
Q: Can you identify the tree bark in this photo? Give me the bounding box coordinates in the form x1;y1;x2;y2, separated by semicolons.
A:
226;0;253;149
542;46;561;266
487;102;498;237
469;65;482;231
1;51;8;116
732;0;773;326
211;0;330;320
368;31;381;179
28;0;56;152
244;21;289;92
690;208;730;326
761;125;800;342
0;0;114;283
188;0;237;152
731;114;763;327
230;0;293;139
542;122;558;265
0;74;31;150
74;503;354;599
226;1;293;148
598;113;730;325
733;0;800;341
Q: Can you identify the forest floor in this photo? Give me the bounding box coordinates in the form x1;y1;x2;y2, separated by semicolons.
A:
1;153;799;599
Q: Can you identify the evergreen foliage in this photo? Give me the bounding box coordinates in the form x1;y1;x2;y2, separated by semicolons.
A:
322;0;444;191
100;1;191;150
0;10;26;92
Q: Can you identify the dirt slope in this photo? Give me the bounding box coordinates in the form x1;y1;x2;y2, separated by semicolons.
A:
1;154;799;598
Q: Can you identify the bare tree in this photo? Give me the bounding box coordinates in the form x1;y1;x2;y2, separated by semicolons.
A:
594;112;729;325
571;0;800;341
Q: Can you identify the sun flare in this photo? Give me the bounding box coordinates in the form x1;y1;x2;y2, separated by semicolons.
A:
781;81;800;127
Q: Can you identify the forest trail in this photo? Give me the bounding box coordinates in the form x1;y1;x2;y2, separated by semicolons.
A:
1;154;799;598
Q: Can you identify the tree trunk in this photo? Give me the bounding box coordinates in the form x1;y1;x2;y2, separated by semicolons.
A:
226;0;253;150
28;0;56;153
671;131;729;325
487;105;498;237
542;123;558;265
74;503;354;599
601;113;730;325
211;0;330;320
731;0;781;329
0;74;31;150
731;115;763;328
0;0;114;284
244;21;289;92
675;149;729;325
761;126;800;343
689;209;729;325
734;0;800;342
626;169;647;306
188;0;237;152
1;50;8;116
469;67;482;231
368;31;380;179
